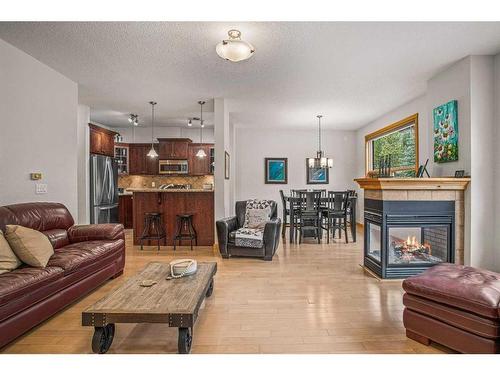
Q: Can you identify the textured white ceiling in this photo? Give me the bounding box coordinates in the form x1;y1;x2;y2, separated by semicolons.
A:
1;22;500;129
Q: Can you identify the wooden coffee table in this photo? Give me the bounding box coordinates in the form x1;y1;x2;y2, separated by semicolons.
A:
82;261;217;354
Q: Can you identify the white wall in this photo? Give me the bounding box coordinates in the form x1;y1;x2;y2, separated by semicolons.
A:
426;57;471;177
235;127;357;215
469;56;495;269
0;39;79;217
355;95;429;219
112;125;214;144
494;53;500;272
77;105;90;224
214;98;233;220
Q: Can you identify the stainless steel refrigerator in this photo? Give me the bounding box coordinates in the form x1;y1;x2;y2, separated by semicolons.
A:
90;154;119;224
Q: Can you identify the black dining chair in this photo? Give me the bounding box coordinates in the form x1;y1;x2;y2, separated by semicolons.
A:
346;190;358;242
279;190;291;238
296;191;322;243
323;191;349;244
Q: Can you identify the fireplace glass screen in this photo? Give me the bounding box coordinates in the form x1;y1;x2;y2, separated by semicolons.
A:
388;226;448;265
367;222;381;262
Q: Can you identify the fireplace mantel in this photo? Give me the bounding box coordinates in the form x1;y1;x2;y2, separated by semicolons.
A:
354;177;470;191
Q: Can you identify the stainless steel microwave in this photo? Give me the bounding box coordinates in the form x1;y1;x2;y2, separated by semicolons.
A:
159;159;189;174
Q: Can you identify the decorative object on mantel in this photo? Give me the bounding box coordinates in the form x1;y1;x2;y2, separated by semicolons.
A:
147;101;159;158
307;115;333;169
416;159;430;178
224;151;230;180
196;101;207;158
216;29;255;62
265;158;288;184
454;170;465;178
433;100;458;163
378;155;392;177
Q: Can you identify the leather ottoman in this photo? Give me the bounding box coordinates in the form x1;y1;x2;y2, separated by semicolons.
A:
402;263;500;353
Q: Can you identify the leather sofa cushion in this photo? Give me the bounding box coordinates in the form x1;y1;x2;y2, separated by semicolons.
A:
0;203;74;233
403;293;500;339
0;266;64;306
403;263;500;319
68;224;124;243
48;239;124;275
43;229;70;250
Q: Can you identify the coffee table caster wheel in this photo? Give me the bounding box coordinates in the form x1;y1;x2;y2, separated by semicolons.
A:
206;279;214;297
92;324;115;354
178;327;192;354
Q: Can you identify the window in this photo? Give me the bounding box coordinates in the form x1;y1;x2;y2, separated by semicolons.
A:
365;114;419;177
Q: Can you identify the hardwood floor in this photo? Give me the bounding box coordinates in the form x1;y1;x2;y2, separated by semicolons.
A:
1;229;449;354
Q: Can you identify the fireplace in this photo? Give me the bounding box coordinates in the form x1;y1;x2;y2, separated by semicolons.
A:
364;199;454;279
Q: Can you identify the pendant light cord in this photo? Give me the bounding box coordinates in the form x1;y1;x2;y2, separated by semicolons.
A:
149;101;157;148
317;115;323;154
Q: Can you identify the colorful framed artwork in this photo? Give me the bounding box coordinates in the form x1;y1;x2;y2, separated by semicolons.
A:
265;158;288;184
224;151;230;179
433;100;458;163
306;162;329;184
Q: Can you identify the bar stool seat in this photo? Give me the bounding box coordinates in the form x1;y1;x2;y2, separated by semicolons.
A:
174;214;197;250
139;212;167;251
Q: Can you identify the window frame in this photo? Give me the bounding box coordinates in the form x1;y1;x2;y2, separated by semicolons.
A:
365;113;419;176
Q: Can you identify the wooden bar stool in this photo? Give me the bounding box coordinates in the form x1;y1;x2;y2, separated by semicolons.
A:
139;212;167;251
173;214;197;250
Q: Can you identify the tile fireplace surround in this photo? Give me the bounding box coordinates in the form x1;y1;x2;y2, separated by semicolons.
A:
355;178;470;269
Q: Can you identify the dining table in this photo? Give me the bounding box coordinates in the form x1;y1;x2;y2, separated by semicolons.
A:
284;193;357;243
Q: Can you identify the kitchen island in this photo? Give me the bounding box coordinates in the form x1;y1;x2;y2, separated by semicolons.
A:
130;189;214;247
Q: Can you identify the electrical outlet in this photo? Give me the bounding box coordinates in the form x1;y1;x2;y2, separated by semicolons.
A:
35;183;48;194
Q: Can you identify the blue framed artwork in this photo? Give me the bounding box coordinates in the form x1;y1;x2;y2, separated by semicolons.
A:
433;100;458;163
307;162;329;184
265;158;288;184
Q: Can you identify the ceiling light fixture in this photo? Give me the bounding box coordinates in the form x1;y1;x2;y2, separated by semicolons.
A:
147;101;158;158
187;118;192;127
128;114;139;126
216;29;255;62
196;101;207;158
307;115;333;169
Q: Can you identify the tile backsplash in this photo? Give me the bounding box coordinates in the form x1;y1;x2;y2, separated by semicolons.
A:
119;175;214;190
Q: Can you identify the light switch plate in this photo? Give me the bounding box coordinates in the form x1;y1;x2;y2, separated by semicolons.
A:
35;183;48;194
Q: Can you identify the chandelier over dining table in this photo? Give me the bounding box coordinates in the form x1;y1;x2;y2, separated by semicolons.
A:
307;115;333;169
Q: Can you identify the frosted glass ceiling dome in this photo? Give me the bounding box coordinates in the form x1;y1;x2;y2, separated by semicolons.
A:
216;29;255;62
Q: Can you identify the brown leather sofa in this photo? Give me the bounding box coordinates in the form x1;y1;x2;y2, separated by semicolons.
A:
0;202;125;348
403;263;500;353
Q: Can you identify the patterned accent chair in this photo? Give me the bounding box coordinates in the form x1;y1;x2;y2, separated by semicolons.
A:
216;200;281;261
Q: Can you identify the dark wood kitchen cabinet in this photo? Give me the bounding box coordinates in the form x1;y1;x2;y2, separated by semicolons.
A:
188;143;212;175
129;143;159;175
158;138;191;159
89;124;117;157
118;194;133;229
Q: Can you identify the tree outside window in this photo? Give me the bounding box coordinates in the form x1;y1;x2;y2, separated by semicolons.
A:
366;114;418;177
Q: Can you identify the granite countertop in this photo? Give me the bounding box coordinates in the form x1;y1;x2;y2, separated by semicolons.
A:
125;188;214;193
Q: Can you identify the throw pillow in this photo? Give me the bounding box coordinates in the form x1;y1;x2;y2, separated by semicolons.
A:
246;208;271;230
4;225;54;267
0;230;22;274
